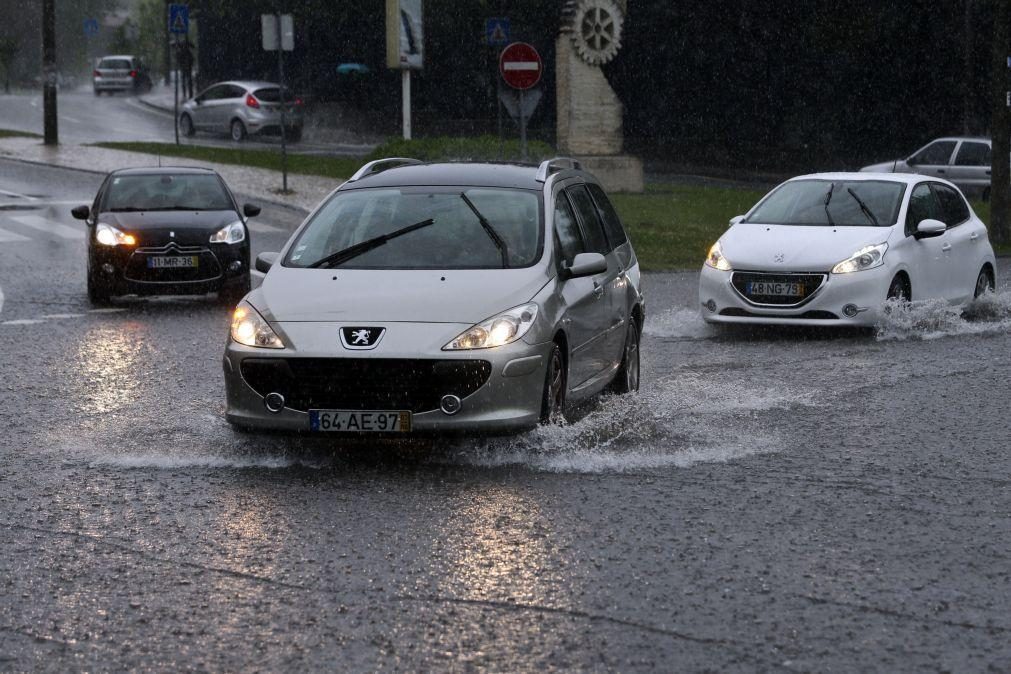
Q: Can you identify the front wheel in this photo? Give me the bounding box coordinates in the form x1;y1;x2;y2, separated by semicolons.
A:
887;274;910;301
87;270;112;306
218;274;251;306
179;113;195;137
974;266;995;298
230;119;246;142
610;320;640;394
539;343;567;424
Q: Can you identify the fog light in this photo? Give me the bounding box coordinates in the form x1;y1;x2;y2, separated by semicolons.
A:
228;261;242;272
440;394;462;416
264;392;285;413
101;263;115;274
704;299;717;312
842;304;859;318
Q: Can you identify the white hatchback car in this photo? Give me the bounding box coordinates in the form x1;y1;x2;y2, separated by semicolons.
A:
699;173;997;327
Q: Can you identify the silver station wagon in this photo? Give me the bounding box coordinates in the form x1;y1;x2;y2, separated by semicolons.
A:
223;158;645;434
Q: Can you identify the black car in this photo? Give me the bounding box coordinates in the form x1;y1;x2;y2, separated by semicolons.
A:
71;167;259;305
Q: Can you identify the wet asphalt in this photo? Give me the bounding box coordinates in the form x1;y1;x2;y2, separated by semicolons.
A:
1;160;1010;672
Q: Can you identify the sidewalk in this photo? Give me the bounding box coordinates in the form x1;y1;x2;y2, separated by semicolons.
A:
0;135;337;212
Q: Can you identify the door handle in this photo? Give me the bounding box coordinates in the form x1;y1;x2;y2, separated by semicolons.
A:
941;243;952;251
969;232;979;241
937;169;946;174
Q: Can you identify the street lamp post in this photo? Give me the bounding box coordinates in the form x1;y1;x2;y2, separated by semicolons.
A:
42;0;57;145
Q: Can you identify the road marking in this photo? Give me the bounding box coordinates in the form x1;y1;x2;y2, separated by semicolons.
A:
0;283;4;317
0;227;31;243
8;215;85;240
248;220;284;233
0;189;38;201
40;313;85;320
2;319;44;326
59;114;82;124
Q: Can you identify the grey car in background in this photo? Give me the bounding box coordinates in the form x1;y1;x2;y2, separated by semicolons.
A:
179;80;304;142
861;137;993;199
93;55;152;95
223;157;645;434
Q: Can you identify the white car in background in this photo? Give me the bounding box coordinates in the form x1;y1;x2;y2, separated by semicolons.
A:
699;173;996;327
860;137;993;199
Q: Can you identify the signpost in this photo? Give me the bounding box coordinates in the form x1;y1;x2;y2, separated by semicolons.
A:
168;4;188;147
262;14;294;193
485;18;510;46
499;42;542;160
386;0;423;140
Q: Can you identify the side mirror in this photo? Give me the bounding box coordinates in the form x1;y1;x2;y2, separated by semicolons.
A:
243;203;261;218
563;252;607;279
255;251;279;274
728;215;745;226
906;156;918;166
71;205;90;220
915;218;946;239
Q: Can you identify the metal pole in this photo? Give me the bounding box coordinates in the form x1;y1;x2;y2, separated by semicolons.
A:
173;37;179;145
519;88;527;162
402;69;412;140
42;0;58;145
990;0;1011;244
276;13;288;193
163;0;171;85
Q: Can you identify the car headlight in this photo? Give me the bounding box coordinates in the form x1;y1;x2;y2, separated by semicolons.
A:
230;301;284;348
705;241;732;271
444;303;539;350
95;222;136;247
210;220;245;244
832;243;888;274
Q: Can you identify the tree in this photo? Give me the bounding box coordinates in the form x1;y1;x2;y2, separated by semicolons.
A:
0;37;16;93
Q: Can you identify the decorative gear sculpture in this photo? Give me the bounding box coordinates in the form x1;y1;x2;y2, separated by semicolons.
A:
562;0;624;66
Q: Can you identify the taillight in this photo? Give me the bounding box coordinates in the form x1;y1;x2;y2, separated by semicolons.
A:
245;94;260;108
93;70;100;78
129;70;137;78
294;97;303;106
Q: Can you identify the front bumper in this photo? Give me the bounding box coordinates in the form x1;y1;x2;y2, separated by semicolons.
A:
91;241;249;296
698;264;892;327
223;324;552;434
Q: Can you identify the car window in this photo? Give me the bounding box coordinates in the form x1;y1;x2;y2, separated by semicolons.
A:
930;183;970;227
745;180;904;227
253;87;292;102
586;183;628;247
910;140;956;166
225;85;246;99
198;85;225;101
566;185;610;254
98;58;131;70
905;183;940;235
101;174;234;212
553;192;585;266
283;187;542;270
953;142;991;167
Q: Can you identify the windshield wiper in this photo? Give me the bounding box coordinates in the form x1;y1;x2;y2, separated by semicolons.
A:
459;192;510;268
823;183;835;226
109;207;146;212
306;218;435;269
846;188;880;226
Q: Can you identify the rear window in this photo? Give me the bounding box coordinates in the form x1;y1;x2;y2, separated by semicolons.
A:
253;87;293;102
98;58;132;70
102;174;233;212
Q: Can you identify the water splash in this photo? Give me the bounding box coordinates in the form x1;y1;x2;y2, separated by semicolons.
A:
876;292;1011;341
644;307;715;340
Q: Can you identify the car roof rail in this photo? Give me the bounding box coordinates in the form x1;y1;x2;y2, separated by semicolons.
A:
535;157;583;182
348;157;424;182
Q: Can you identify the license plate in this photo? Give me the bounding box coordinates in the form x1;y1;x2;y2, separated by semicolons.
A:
747;281;804;297
147;256;198;269
309;410;411;432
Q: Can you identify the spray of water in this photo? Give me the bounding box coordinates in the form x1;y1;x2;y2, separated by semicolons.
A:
643;307;715;340
876;291;1011;341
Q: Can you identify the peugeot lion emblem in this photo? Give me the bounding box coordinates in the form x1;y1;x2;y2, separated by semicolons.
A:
774;253;785;263
169;231;175;238
340;327;386;350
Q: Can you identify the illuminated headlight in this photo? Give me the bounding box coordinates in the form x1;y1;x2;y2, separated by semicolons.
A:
832;243;888;274
705;241;732;271
210;220;245;244
444;303;538;350
230;301;283;348
95;222;136;247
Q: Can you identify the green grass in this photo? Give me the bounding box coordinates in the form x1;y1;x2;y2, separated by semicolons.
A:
0;129;41;138
611;184;766;270
91;142;361;181
366;134;555;163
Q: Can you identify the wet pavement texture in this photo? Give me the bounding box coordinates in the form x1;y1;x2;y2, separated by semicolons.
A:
2;161;1011;671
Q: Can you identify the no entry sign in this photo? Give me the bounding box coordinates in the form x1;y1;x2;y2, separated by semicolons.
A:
499;42;542;90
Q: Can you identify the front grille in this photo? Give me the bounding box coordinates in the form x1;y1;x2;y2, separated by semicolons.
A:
731;271;827;307
125;244;222;283
240;358;493;413
720;308;838;320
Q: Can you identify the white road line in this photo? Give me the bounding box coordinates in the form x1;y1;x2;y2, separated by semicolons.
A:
59;114;83;124
0;189;38;201
248;220;284;233
8;215;85;240
2;319;44;326
0;283;4;317
0;227;31;243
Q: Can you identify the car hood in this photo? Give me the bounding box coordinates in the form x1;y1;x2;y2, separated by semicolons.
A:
860;159;910;173
99;210;239;247
256;266;551;324
720;223;892;272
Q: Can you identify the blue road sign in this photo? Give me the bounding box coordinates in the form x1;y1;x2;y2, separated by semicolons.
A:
486;18;510;46
169;4;189;35
83;18;99;37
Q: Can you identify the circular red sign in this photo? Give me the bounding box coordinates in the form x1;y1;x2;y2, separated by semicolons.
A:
499;42;543;90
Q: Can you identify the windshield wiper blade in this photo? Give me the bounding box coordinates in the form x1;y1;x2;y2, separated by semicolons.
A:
306;218;435;269
459;192;509;268
823;183;835;226
846;188;880;226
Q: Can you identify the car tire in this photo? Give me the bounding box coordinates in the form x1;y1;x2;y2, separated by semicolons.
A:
974;266;995;298
288;127;303;143
983;187;991;202
539;342;567;424
87;270;112;306
218;273;251;306
93;88;100;97
180;114;195;137
230;119;247;142
610;319;641;394
887;274;910;301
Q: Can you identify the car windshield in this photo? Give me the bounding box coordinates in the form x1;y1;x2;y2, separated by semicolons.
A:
98;58;131;70
284;187;542;269
103;174;233;211
744;180;905;227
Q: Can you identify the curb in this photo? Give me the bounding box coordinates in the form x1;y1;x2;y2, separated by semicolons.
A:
136;95;175;115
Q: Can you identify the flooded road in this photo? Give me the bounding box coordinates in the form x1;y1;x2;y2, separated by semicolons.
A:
2;160;1010;671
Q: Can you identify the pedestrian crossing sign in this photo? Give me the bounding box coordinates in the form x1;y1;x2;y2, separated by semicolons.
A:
169;4;189;35
485;18;510;46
